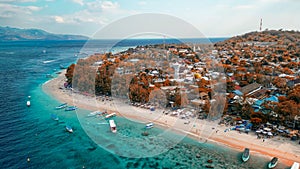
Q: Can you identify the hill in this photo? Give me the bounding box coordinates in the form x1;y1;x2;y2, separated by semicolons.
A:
0;26;89;41
215;29;300;47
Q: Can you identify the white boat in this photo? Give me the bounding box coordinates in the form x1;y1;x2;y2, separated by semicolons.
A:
145;122;154;129
55;103;67;109
26;100;31;107
66;125;73;133
105;113;116;119
109;120;117;133
291;162;299;169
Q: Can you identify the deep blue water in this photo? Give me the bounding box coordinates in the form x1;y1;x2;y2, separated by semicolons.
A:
0;39;289;169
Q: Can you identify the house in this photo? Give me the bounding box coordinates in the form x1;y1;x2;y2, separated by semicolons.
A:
287;79;300;87
116;67;124;75
239;82;265;97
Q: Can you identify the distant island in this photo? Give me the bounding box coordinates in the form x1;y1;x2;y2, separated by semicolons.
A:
0;26;89;41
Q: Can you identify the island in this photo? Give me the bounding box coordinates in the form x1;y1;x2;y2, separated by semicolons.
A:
43;29;300;166
0;26;88;41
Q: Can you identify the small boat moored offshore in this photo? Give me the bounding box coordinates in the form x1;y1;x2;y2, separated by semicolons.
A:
109;120;117;133
105;112;116;119
88;111;102;117
145;122;154;129
51;114;59;121
291;162;299;169
268;157;278;168
46;74;54;78
55;103;67;109
26;96;31;107
59;64;67;69
66;125;73;133
241;148;250;162
65;106;77;111
26;100;31;107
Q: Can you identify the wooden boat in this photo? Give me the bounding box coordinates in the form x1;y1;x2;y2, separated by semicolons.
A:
65;125;73;133
109;120;117;133
105;113;116;119
291;162;299;169
65;106;77;111
145;122;154;129
241;148;250;162
55;103;67;109
268;157;278;168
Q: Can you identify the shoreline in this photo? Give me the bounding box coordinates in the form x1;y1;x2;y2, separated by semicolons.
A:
42;71;300;166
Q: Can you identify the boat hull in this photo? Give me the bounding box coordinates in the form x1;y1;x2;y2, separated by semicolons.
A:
268;157;278;169
145;123;154;129
242;156;250;162
291;162;299;169
105;113;116;119
109;120;117;133
241;148;250;162
51;114;59;121
26;101;31;107
65;106;77;111
56;103;67;109
268;163;277;169
66;126;73;133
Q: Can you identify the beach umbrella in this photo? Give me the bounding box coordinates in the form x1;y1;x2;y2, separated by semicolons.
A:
263;127;271;132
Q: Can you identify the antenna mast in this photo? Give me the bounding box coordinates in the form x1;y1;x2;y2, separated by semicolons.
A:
259;18;262;31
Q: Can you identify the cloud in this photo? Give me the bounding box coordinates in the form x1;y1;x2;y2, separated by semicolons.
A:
0;3;42;17
27;6;42;11
85;0;119;11
101;1;119;9
54;16;64;23
72;0;84;6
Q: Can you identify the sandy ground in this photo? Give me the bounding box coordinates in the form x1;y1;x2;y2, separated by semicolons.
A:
43;71;300;166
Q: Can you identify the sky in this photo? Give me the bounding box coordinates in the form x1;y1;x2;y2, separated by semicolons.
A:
0;0;299;38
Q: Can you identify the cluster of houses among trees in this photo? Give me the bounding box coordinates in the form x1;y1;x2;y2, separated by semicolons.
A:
65;30;300;132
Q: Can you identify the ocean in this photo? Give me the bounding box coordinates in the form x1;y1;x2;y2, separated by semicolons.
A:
0;39;289;169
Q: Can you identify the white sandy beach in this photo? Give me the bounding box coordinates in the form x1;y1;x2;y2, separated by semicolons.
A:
43;71;300;166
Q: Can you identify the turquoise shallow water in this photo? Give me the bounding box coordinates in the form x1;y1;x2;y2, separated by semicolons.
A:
0;40;289;169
